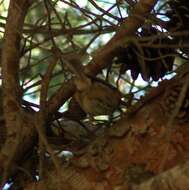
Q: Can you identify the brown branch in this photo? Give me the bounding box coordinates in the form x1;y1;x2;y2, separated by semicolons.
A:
133;161;189;190
40;56;58;109
1;0;33;111
0;0;34;186
37;55;62;181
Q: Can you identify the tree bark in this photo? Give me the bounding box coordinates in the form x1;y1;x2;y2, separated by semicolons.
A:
0;0;34;186
24;70;189;189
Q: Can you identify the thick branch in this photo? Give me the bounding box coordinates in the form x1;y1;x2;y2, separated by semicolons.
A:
134;161;189;190
0;0;34;185
2;0;33;113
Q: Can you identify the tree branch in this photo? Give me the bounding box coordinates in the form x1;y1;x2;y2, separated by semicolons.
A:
0;0;34;185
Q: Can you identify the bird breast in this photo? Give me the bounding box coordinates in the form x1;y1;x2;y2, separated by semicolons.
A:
74;82;121;116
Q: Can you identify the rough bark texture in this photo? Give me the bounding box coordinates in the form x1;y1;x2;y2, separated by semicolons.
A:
0;0;34;186
23;72;189;189
134;161;189;190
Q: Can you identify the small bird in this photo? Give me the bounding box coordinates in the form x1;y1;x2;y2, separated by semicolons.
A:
62;54;122;116
74;77;122;116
